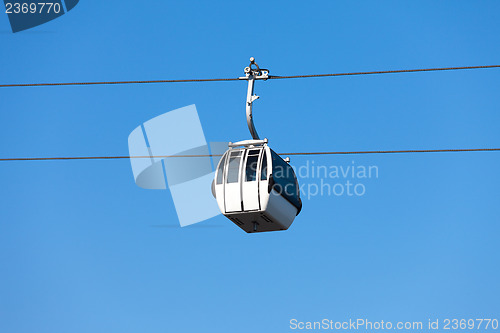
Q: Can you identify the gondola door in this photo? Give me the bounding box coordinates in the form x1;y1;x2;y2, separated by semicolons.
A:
241;149;261;211
224;150;243;212
258;148;270;210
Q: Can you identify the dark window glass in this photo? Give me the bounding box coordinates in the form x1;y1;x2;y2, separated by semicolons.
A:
216;154;227;185
270;150;301;209
226;151;242;183
260;152;267;180
245;153;259;182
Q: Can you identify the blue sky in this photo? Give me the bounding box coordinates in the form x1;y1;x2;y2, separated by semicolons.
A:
1;1;499;332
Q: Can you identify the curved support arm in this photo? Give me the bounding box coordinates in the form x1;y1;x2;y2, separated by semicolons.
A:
240;57;269;140
246;75;260;140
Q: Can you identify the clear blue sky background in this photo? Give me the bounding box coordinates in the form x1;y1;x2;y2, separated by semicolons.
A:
1;1;499;332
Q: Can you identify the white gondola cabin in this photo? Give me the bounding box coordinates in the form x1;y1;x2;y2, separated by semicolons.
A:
212;139;302;233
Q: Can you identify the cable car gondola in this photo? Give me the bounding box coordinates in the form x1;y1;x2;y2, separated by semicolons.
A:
212;58;302;233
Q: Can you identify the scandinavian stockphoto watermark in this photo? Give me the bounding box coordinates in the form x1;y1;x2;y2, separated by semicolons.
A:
295;160;378;200
128;105;380;227
270;160;379;201
3;0;79;33
128;105;227;227
289;318;499;331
